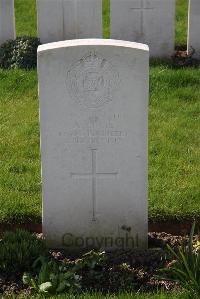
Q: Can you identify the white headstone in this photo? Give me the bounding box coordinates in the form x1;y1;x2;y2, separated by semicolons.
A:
110;0;175;58
37;0;102;44
38;39;149;250
187;0;200;58
0;0;15;45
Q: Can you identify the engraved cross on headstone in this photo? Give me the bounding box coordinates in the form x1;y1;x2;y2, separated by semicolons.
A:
130;0;154;37
71;149;118;221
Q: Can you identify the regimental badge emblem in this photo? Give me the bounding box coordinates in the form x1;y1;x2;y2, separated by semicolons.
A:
67;52;120;108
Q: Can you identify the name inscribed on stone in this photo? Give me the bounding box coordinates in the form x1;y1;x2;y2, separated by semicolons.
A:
64;115;128;145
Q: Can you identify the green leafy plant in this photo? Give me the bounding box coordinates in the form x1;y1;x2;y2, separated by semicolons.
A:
75;250;106;280
0;37;40;69
77;250;106;269
0;229;46;274
160;223;200;298
23;256;81;295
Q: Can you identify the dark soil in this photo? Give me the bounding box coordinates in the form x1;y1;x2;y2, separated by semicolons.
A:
172;48;200;67
1;231;197;297
0;219;199;236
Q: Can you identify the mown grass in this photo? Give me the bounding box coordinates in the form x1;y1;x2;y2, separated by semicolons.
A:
15;0;188;45
15;0;37;37
102;0;110;38
18;292;188;299
149;62;200;222
176;0;188;47
0;63;199;224
0;70;41;223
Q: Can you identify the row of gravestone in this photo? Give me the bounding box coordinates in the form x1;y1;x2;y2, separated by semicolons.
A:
0;0;200;58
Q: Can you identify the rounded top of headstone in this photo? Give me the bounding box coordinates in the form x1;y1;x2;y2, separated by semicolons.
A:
37;39;149;54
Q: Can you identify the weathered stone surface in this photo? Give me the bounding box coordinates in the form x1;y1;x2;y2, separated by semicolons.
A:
110;0;175;57
37;0;102;44
38;39;149;250
187;0;200;58
0;0;15;45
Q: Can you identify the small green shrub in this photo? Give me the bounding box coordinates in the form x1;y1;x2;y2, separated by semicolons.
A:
0;37;40;69
26;251;106;295
76;250;106;270
0;229;46;274
160;223;200;298
75;250;106;279
23;256;81;295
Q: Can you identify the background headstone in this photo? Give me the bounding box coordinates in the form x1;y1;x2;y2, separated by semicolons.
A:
110;0;175;58
38;39;149;250
37;0;102;44
187;0;200;58
0;0;15;46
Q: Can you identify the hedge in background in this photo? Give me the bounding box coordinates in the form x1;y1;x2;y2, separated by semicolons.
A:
0;37;40;69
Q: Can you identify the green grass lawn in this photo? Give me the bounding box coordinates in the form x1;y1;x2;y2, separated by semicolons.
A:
0;0;198;224
19;292;189;299
149;62;200;222
15;0;37;37
176;0;189;47
0;70;40;223
0;62;199;224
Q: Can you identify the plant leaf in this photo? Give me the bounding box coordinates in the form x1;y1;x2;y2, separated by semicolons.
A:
39;282;53;293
